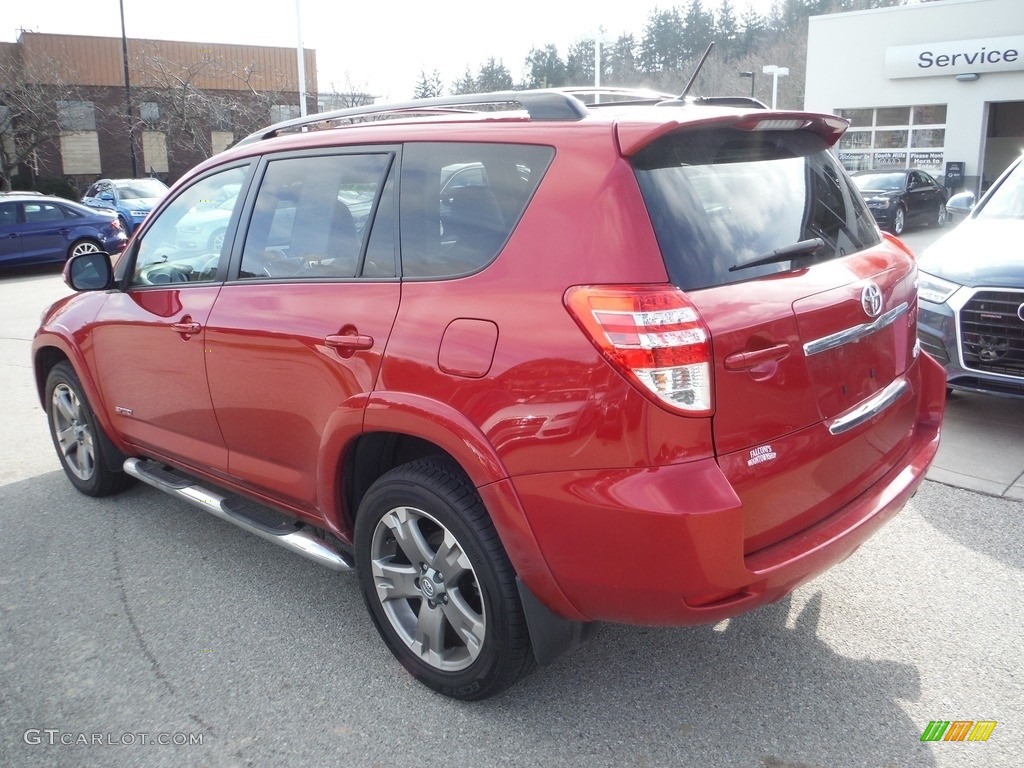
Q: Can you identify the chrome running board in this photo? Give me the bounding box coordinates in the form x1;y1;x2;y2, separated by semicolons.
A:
123;458;354;572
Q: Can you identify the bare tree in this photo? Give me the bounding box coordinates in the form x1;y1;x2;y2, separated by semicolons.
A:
105;48;296;171
0;51;84;191
127;50;220;161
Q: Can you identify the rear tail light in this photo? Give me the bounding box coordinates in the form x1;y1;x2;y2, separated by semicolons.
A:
110;217;123;231
565;284;713;416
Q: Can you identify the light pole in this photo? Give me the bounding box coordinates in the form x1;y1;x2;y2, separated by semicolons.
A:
738;70;755;99
761;65;789;109
295;0;307;116
593;26;607;102
119;0;138;177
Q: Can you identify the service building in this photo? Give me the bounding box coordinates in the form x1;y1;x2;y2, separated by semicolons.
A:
805;0;1024;194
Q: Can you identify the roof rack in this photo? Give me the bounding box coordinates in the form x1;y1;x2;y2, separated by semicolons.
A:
555;87;675;106
235;85;772;149
557;87;767;110
235;89;590;147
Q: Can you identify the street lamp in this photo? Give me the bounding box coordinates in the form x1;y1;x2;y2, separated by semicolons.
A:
738;70;755;99
761;65;789;109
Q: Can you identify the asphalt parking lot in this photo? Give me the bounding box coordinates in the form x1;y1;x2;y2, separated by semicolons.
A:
0;229;1020;767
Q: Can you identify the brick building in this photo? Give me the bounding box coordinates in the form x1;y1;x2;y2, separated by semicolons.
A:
1;31;317;190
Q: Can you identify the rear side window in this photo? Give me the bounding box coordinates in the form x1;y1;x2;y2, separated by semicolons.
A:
400;142;554;278
633;128;880;291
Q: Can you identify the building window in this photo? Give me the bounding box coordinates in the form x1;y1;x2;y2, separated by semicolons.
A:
270;105;301;124
57;101;97;131
140;102;160;128
142;131;169;174
836;104;946;173
210;102;232;132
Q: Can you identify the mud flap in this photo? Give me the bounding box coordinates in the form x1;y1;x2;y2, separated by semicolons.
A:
516;577;596;666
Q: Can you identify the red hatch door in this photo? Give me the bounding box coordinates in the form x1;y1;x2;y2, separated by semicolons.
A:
793;263;917;427
695;246;917;458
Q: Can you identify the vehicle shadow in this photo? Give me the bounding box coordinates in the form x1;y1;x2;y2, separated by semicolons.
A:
0;263;64;280
494;592;933;768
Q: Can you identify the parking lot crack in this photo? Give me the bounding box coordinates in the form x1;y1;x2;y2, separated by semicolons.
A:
112;509;215;734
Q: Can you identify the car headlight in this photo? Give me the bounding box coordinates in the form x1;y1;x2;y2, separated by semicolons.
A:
918;272;960;304
130;210;148;218
869;196;892;209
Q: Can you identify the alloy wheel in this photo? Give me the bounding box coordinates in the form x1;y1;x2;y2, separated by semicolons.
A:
369;504;486;672
50;382;96;481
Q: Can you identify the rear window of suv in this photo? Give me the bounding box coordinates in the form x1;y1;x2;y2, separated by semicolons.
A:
633;128;880;291
400;142;554;278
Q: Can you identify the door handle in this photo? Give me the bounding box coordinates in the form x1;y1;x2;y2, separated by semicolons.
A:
724;343;790;371
325;333;373;351
171;321;201;336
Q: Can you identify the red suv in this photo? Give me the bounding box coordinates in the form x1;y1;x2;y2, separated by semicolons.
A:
33;89;945;700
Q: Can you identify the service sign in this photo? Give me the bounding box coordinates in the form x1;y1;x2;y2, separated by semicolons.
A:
885;35;1024;79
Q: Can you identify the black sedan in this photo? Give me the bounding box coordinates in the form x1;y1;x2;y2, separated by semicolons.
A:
852;168;948;235
0;194;127;269
917;154;1024;398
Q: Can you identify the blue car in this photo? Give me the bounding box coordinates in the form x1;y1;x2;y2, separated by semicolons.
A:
0;194;127;268
81;178;168;234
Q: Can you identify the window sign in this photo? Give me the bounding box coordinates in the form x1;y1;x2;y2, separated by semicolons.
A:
910;152;944;171
874;152;908;168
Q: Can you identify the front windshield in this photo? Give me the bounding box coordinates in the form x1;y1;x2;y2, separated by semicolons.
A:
852;172;904;192
977;161;1024;220
114;179;168;200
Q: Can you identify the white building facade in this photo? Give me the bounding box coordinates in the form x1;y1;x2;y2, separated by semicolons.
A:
805;0;1024;195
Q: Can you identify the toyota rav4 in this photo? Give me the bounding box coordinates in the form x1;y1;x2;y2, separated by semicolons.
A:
33;88;945;700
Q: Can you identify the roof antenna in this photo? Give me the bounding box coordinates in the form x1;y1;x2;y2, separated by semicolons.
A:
677;42;715;101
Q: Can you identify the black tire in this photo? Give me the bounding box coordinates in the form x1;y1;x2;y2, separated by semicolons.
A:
45;361;132;497
354;457;533;700
118;215;130;234
891;205;906;236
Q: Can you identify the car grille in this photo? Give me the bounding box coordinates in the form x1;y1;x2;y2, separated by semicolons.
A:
958;290;1024;378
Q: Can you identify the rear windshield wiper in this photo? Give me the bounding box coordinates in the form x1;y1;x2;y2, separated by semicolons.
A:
729;237;824;273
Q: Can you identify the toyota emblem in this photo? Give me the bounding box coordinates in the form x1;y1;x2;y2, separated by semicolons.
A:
1017;303;1024;322
861;282;883;319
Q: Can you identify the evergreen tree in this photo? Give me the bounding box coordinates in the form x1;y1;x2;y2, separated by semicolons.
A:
605;34;639;86
524;45;567;89
639;7;686;75
451;67;477;95
682;0;717;61
476;58;514;92
737;7;770;59
715;0;741;60
566;39;595;85
413;69;444;99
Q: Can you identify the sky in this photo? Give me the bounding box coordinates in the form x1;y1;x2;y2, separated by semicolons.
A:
5;0;781;100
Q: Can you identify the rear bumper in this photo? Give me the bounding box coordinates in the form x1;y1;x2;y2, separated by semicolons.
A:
510;354;945;625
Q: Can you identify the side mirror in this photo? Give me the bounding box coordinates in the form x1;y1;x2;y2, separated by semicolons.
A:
945;191;976;218
99;192;115;202
64;251;114;291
